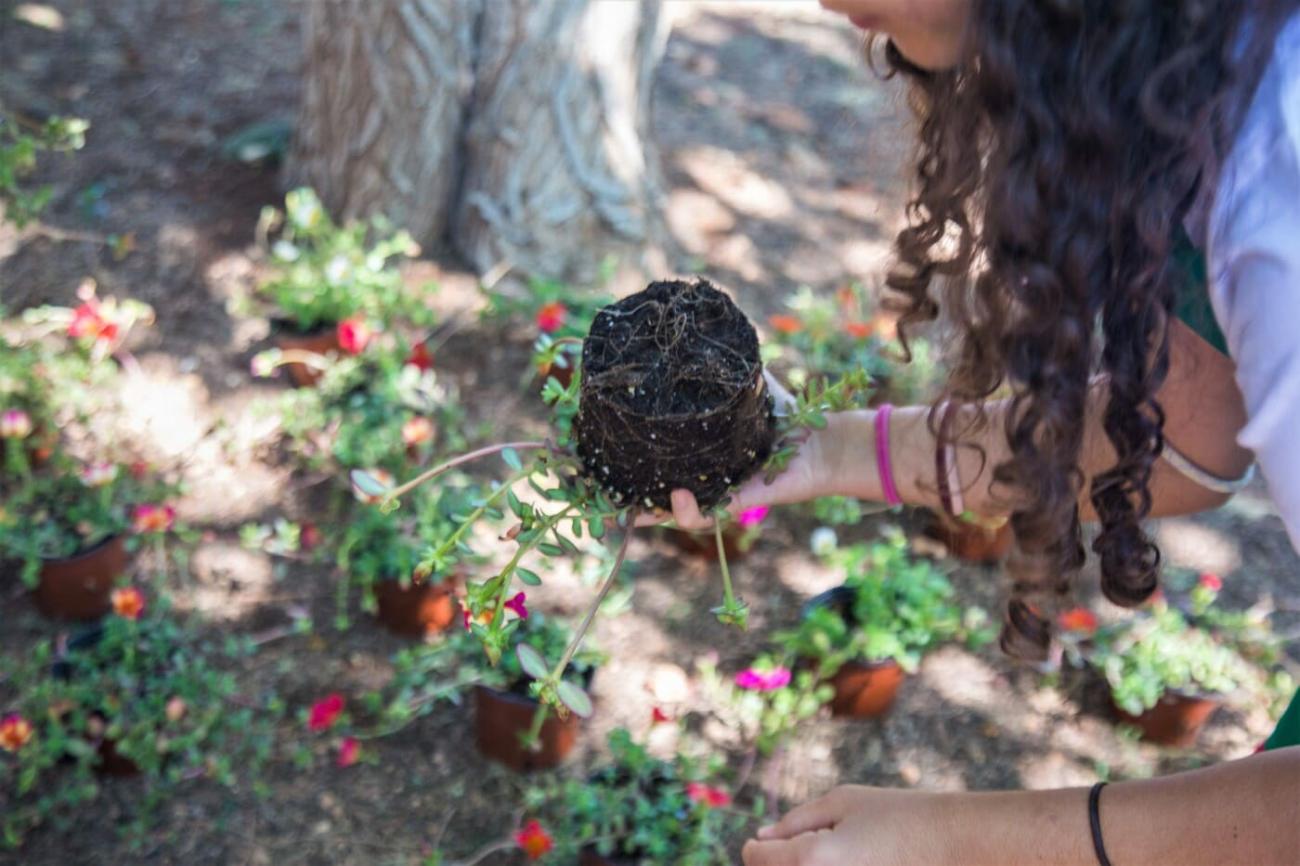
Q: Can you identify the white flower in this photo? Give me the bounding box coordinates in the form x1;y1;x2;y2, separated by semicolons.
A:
810;526;838;557
79;461;119;488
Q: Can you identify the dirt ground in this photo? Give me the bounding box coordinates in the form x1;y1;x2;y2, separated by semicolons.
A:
2;2;1297;864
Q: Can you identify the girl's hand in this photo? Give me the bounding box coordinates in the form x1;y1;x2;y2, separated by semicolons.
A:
742;786;953;866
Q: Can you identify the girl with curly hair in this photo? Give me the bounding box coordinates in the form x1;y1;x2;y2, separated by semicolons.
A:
663;1;1300;862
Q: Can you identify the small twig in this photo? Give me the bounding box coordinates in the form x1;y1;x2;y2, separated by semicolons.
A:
549;521;636;681
450;837;513;866
28;223;113;245
383;441;547;503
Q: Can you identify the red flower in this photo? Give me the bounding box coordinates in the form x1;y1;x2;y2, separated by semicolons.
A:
111;587;145;621
336;317;372;355
129;460;151;480
300;522;322;551
0;714;33;752
336;736;360;768
402;416;435;446
651;706;672;725
131;503;176;534
844;321;873;339
504;592;529;620
536;302;567;334
406;342;434;371
1198;573;1224;592
1056;607;1098;635
308;693;345;732
768;314;803;335
67;299;119;345
686;782;731;808
514;819;554;860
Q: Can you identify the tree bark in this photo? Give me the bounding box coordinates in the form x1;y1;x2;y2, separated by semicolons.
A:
290;0;667;283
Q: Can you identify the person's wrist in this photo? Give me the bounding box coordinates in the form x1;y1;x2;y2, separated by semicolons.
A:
820;410;879;500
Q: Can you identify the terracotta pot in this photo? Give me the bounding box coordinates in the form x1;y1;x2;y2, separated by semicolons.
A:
927;512;1013;564
665;525;753;562
537;362;575;390
828;659;906;718
803;586;907;718
35;535;129;621
273;322;339;387
373;577;459;638
1114;692;1221;748
473;685;581;772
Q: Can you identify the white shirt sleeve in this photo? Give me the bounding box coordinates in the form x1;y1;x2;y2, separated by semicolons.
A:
1207;15;1300;549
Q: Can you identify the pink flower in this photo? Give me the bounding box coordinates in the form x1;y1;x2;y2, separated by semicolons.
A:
131;503;176;534
308;693;345;732
1198;573;1224;592
1056;607;1099;635
0;409;32;440
686;782;732;808
336;317;372;355
536;302;567;334
504;592;529;620
734;666;791;692
336;736;360;768
514;819;554;860
737;506;769;529
462;607;473;632
111;587;145;621
79;461;118;488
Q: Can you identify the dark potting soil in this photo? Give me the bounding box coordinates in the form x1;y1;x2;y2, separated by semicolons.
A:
574;278;776;512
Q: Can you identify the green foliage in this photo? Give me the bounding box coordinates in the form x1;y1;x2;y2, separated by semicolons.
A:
481;275;613;340
775;530;993;674
698;655;832;757
256;188;433;331
0;113;88;228
1084;601;1274;717
521;729;746;865
0;604;279;848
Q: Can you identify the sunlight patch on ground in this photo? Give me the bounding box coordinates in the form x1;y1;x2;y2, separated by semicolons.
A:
773;549;841;596
1154;518;1242;575
117;356;210;458
181;540;274;620
678;146;797;221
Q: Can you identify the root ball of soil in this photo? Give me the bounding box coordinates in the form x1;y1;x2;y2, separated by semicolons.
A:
575;278;776;512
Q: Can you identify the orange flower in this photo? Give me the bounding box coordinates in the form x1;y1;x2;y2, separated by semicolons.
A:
336;317;372;355
1056;607;1098;635
514;819;554;860
402;416;435;446
111;587;146;621
536;302;567;334
844;321;873;339
872;313;898;341
0;714;33;752
165;697;187;722
768;314;803;335
132;503;176;534
68;298;119;345
336;736;360;768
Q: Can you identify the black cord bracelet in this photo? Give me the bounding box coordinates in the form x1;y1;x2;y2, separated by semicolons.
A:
1089;782;1113;866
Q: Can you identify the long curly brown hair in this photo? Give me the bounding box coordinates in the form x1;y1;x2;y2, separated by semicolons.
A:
883;1;1298;658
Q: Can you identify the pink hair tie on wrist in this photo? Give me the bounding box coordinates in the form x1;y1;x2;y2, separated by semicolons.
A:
874;403;902;506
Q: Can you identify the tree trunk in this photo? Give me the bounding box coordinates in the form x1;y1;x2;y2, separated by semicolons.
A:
289;0;667;283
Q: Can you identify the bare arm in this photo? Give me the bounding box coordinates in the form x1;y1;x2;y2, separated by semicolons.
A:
742;747;1300;866
669;320;1254;527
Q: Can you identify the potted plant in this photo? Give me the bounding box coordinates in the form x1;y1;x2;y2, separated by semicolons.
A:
256;335;467;477
0;342;57;470
336;482;488;635
371;613;603;772
0;457;178;620
699;654;832;760
253;187;434;386
774;531;995;718
518;728;746;864
0;597;278;848
350;279;871;725
1063;589;1270;747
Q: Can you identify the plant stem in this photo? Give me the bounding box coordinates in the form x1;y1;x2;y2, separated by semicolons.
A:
715;521;738;611
451;838;514;866
429;468;532;564
384;441;547;503
524;700;549;747
547;523;635;683
490;504;575;625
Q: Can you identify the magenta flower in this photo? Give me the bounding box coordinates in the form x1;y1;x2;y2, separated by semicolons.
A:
504;592;529;620
734;666;791;691
737;506;769;529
